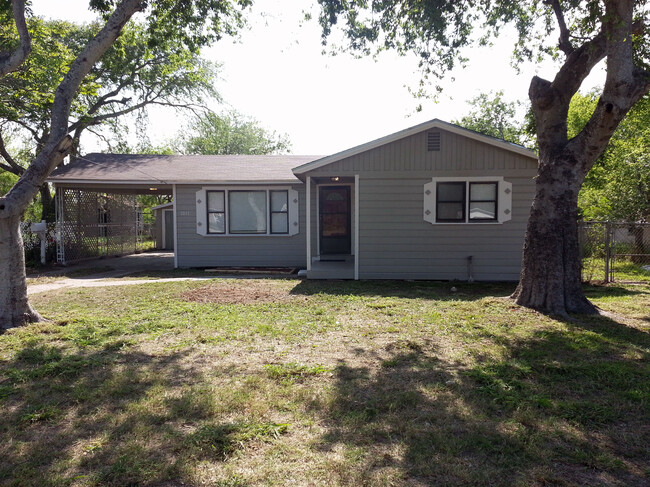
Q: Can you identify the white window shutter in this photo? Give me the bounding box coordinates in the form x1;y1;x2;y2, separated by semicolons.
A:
423;181;436;224
196;189;207;236
288;189;299;236
498;181;513;223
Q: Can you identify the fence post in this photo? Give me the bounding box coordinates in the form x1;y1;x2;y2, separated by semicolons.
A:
604;221;611;283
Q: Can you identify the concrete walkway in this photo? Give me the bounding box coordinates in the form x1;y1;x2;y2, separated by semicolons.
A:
26;252;214;295
26;252;296;295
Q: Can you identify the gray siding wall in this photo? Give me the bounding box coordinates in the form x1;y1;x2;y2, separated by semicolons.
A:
355;176;533;280
175;184;307;268
305;128;537;280
306;129;534;177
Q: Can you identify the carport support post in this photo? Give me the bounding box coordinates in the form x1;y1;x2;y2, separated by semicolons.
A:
306;177;311;271
354;174;359;280
604;221;611;283
173;184;178;268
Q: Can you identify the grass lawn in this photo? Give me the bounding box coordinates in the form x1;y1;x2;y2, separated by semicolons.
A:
1;279;649;486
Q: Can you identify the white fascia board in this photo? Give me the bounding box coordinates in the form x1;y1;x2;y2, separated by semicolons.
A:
49;179;302;186
292;119;537;175
49;179;168;185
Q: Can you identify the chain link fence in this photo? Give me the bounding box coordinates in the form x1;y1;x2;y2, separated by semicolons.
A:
579;221;650;282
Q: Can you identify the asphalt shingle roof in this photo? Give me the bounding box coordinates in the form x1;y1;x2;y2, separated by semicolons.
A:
48;153;324;184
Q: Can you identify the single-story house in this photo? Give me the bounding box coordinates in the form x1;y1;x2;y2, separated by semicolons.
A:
47;118;538;280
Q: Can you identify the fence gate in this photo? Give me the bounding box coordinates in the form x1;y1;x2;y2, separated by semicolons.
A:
55;188;143;264
579;221;650;282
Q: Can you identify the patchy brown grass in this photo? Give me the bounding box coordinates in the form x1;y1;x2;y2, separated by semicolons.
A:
1;279;649;486
181;279;301;305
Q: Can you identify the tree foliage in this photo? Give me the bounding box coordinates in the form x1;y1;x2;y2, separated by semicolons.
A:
572;92;650;222
0;17;219;162
178;111;291;155
453;90;529;146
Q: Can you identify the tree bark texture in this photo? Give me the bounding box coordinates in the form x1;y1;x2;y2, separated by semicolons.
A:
0;0;31;76
0;215;42;330
513;0;649;317
0;0;144;330
512;157;596;316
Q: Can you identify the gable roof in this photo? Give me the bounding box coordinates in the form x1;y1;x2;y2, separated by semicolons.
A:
48;153;323;185
292;118;537;175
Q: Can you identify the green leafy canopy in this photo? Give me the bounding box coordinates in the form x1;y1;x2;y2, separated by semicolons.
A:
316;1;650;86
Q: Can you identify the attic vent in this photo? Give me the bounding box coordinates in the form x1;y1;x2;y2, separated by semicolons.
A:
427;131;441;151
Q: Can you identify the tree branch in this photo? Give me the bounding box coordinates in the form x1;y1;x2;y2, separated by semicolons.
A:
567;0;650;174
0;162;17;173
0;0;145;218
0;130;24;175
0;0;32;76
7;119;41;140
529;29;609;151
545;0;573;55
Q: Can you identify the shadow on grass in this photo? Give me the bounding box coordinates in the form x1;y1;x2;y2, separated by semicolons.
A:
0;343;279;486
583;282;650;299
315;313;650;486
290;279;518;301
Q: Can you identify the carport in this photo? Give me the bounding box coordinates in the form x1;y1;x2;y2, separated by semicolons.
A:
47;154;174;264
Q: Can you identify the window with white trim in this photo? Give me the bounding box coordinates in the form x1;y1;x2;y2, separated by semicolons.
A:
468;182;498;222
270;190;289;234
436;182;466;222
197;187;299;236
207;190;225;234
424;177;512;224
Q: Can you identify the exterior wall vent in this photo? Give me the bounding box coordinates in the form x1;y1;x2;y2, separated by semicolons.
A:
427;131;441;151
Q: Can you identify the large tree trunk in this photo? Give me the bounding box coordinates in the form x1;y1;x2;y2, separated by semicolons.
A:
0;0;144;330
0;214;42;330
512;157;597;317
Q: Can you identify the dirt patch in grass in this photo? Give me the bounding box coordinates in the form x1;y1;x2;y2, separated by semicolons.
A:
181;280;298;305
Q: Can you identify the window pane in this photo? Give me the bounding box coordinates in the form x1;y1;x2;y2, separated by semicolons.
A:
437;182;464;201
437;202;464;221
470;183;497;201
271;213;288;234
229;191;267;233
469;202;496;220
207;191;224;212
208;212;225;233
271;191;288;212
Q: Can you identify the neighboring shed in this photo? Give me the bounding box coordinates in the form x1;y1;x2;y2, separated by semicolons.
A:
151;202;174;250
48;119;538;280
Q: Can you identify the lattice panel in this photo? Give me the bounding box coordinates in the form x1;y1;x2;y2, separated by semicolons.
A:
56;188;142;263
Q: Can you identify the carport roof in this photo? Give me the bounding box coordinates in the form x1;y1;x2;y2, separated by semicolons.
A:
48;153;324;186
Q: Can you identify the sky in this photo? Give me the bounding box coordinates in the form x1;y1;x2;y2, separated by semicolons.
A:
31;0;605;155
